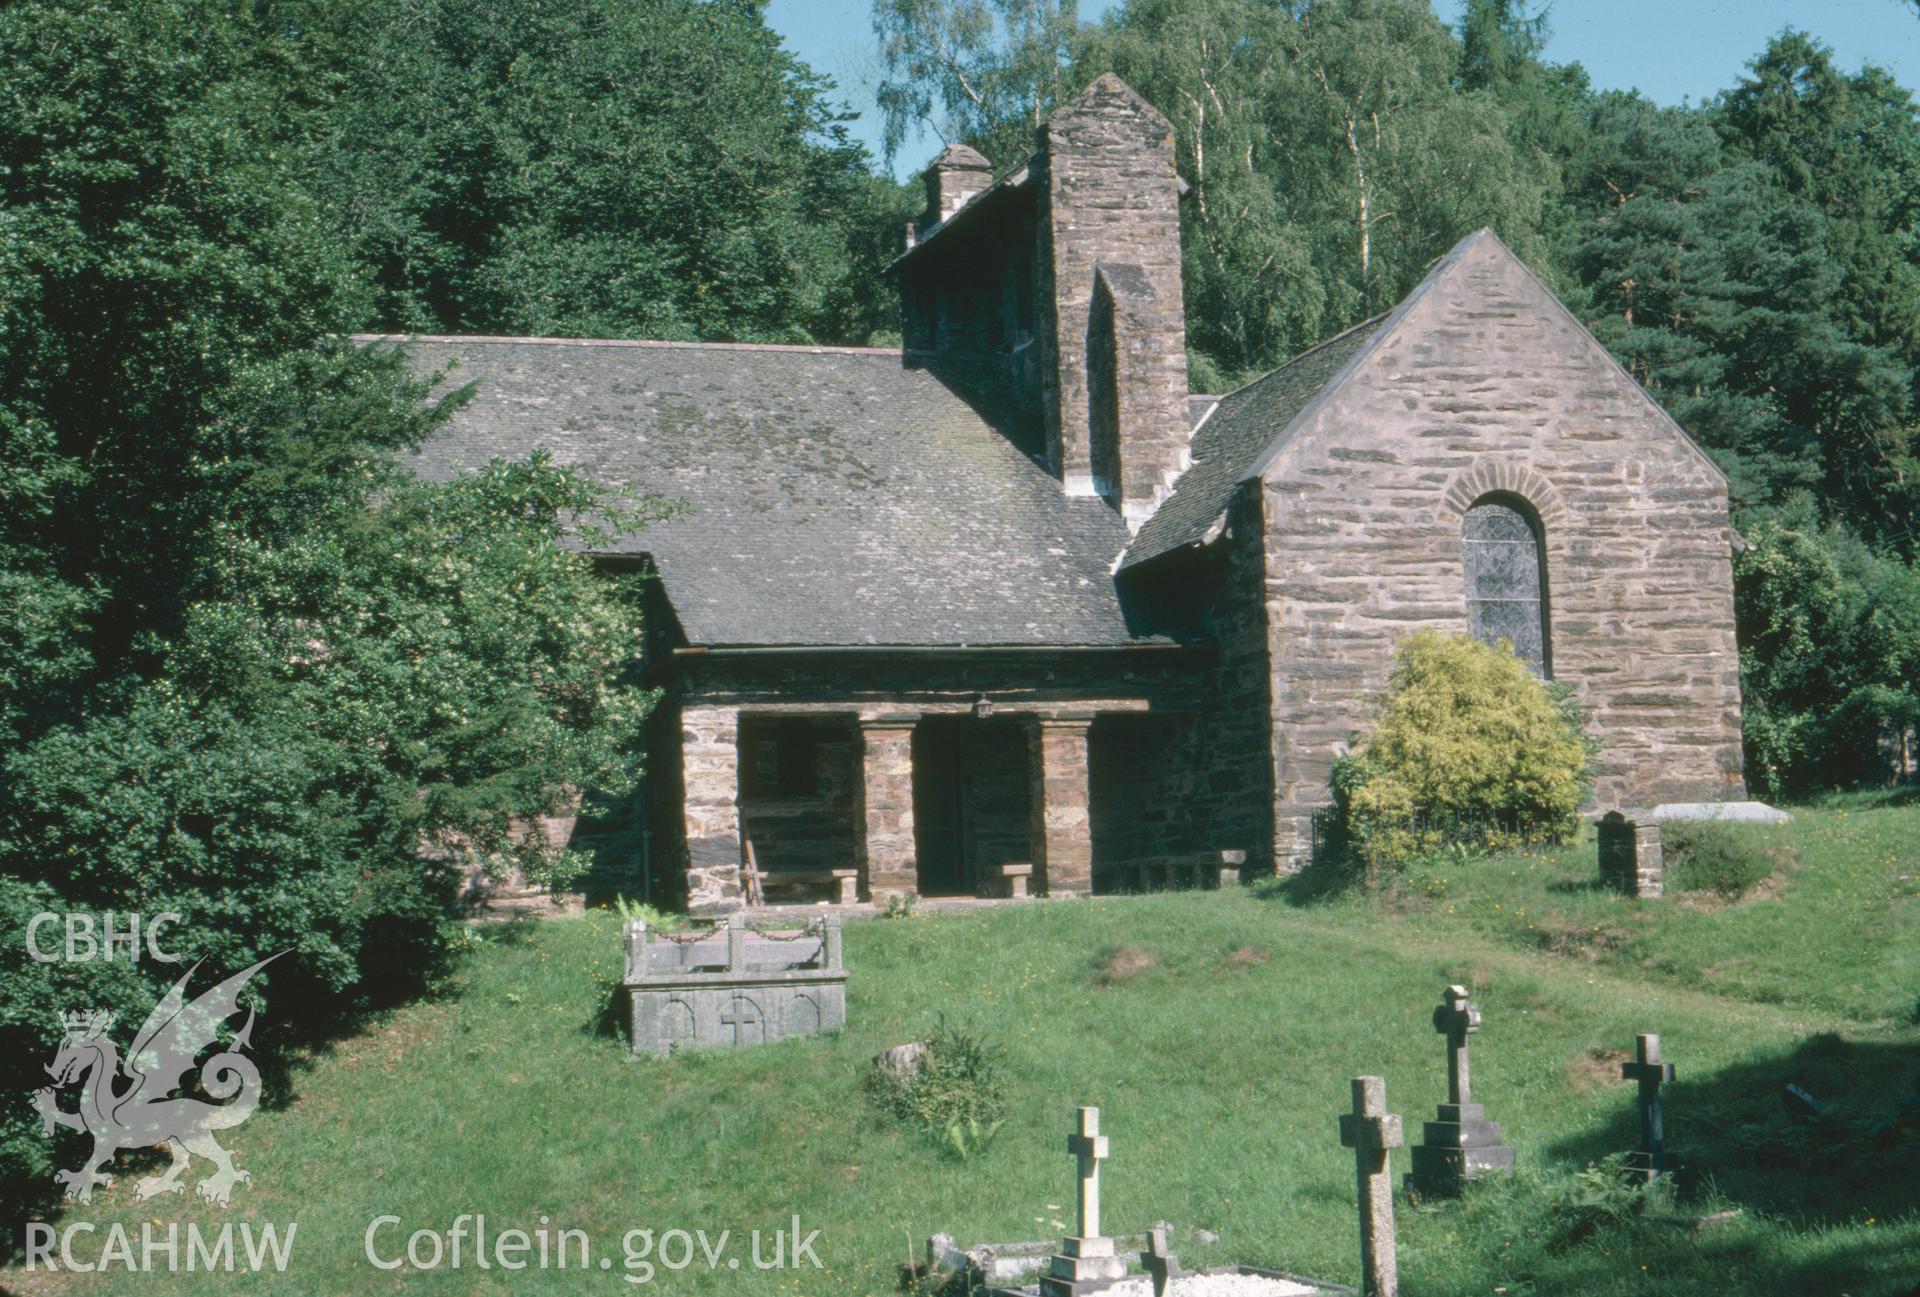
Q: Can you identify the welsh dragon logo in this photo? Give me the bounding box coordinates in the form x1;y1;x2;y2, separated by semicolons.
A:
34;954;285;1207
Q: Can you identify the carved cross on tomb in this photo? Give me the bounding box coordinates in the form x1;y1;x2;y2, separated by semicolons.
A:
720;996;761;1045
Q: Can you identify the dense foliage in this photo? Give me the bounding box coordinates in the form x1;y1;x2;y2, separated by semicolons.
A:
313;0;912;344
0;0;670;1196
1330;631;1596;877
1734;525;1920;797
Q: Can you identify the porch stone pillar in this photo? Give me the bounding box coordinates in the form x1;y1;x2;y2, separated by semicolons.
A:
859;718;918;901
1032;716;1094;897
682;705;743;914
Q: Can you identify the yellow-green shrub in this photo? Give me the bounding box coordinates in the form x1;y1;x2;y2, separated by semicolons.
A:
1330;630;1597;877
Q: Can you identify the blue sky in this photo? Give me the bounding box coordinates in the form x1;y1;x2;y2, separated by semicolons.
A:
764;0;1920;178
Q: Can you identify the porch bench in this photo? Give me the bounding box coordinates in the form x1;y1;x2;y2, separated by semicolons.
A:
1099;849;1250;894
985;862;1033;899
1214;848;1249;889
758;867;860;905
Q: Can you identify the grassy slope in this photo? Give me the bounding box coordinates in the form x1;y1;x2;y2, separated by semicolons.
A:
1342;793;1920;1024
12;802;1919;1296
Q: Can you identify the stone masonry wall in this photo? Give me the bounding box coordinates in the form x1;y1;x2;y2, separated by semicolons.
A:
1255;236;1745;863
1119;492;1283;875
1089;712;1192;869
898;196;1044;407
680;705;745;912
1195;489;1283;874
1036;73;1188;500
1089;261;1190;521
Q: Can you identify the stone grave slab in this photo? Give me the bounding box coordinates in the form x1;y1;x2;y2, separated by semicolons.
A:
1646;802;1792;824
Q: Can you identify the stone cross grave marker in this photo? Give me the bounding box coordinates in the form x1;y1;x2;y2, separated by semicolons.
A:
1069;1105;1108;1238
1142;1225;1181;1297
1339;1076;1402;1297
1620;1033;1682;1181
1041;1106;1126;1296
1409;985;1514;1195
1438;985;1477;1105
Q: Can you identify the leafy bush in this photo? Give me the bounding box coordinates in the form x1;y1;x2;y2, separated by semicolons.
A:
1665;821;1779;898
1330;631;1597;879
864;1021;1009;1161
1544;1155;1669;1249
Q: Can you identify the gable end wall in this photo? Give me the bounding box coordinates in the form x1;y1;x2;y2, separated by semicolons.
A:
1256;239;1745;862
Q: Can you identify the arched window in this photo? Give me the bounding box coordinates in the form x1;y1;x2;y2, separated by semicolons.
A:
1462;496;1551;678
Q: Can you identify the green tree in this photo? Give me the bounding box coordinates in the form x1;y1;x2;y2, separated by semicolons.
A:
872;0;1084;169
0;0;662;1199
1563;95;1913;539
1736;526;1920;795
1089;0;1548;385
1715;32;1920;551
314;0;911;343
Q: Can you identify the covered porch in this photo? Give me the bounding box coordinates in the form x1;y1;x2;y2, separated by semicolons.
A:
663;701;1205;912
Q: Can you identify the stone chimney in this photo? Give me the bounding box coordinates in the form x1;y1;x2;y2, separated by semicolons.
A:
922;143;994;230
1088;261;1187;523
1035;73;1189;517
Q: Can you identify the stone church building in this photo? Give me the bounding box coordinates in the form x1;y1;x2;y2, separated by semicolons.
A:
402;74;1745;913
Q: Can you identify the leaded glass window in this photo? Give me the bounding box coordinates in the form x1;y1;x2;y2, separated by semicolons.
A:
1463;498;1550;677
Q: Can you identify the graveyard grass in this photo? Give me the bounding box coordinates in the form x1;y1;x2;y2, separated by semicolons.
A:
10;798;1917;1296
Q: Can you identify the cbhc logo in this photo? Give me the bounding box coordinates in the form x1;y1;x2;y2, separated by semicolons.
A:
25;912;182;964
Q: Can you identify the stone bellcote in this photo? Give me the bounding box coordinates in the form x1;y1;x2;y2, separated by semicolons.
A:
889;73;1191;525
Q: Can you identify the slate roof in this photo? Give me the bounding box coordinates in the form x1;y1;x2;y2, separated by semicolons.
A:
390;337;1147;648
1122;227;1731;573
1121;315;1387;568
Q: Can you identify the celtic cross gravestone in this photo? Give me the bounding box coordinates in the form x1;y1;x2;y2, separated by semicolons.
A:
1408;985;1515;1194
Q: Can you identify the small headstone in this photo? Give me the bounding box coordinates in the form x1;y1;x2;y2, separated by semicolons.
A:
1408;985;1515;1195
1620;1033;1685;1182
1598;812;1664;897
1338;1076;1402;1297
1040;1106;1126;1295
